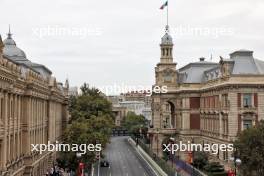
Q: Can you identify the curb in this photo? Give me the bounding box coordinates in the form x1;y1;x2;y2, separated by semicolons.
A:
128;137;168;176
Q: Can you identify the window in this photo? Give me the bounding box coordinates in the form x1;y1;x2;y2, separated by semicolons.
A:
223;151;228;161
243;120;252;129
164;72;172;82
243;94;252;107
222;94;228;107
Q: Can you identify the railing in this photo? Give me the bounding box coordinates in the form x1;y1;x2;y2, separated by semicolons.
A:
131;135;180;176
132;135;207;176
171;155;206;176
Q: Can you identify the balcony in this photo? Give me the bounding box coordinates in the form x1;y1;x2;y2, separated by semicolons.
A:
160;128;179;135
239;105;257;113
148;128;179;135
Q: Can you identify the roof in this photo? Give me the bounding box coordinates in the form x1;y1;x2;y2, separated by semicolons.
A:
3;35;27;60
177;50;264;83
31;62;52;74
2;31;52;76
120;101;145;104
178;59;218;83
230;50;264;74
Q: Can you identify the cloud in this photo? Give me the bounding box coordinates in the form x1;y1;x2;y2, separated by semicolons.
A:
0;0;263;89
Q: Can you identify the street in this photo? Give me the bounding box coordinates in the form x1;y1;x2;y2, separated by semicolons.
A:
94;137;157;176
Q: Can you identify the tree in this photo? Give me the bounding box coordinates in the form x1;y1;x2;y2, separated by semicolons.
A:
58;83;114;171
235;120;264;176
122;111;147;135
193;151;208;169
70;83;113;122
204;162;227;176
161;137;171;161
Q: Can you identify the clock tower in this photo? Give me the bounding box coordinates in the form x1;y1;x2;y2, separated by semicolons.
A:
155;25;177;87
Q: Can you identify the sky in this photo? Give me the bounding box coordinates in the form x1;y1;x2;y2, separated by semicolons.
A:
1;0;264;94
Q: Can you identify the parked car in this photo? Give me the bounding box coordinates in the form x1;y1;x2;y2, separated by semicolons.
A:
100;160;110;167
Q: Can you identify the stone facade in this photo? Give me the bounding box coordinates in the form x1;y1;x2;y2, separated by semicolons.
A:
107;92;152;126
0;32;69;175
149;26;264;168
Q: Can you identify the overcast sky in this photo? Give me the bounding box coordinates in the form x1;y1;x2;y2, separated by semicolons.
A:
1;0;264;94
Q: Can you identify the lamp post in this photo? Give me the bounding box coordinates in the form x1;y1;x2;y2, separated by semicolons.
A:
191;138;195;176
170;137;175;168
97;152;100;176
230;147;242;176
156;128;159;156
95;140;100;176
76;152;84;176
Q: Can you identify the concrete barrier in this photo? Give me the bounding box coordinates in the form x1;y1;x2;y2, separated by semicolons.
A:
128;137;168;176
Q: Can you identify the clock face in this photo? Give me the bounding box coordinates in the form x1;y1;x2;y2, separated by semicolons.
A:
164;72;172;82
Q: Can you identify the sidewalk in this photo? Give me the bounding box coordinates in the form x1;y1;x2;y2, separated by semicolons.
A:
166;160;190;176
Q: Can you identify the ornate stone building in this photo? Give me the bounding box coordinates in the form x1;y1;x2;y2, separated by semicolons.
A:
149;25;264;167
107;92;152;126
0;31;69;175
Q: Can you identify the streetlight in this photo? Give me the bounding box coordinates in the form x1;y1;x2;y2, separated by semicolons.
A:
95;140;100;176
191;138;195;176
76;152;84;176
169;137;175;167
155;128;160;157
230;147;242;176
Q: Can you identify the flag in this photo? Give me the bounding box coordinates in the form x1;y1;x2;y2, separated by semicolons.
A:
160;1;168;10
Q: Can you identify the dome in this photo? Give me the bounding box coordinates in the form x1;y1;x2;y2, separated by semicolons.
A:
3;33;27;60
161;25;173;45
4;37;16;45
161;33;173;45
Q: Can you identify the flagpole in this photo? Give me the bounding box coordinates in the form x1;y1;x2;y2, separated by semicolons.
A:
167;0;169;26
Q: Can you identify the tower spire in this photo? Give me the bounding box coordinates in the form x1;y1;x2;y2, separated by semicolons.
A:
65;78;69;89
8;24;12;39
165;24;170;34
0;34;4;54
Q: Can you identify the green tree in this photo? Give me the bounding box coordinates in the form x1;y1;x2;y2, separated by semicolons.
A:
161;137;171;161
70;83;113;122
204;162;227;176
193;151;208;169
122;111;147;135
235;120;264;176
58;83;114;170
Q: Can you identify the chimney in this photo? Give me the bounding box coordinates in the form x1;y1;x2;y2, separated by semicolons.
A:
199;57;205;62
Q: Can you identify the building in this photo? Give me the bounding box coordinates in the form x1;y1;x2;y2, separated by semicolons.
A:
0;30;69;175
112;106;127;126
69;86;78;96
122;92;152;124
107;92;152;126
149;25;264;167
119;101;145;116
142;107;152;125
122;91;151;107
